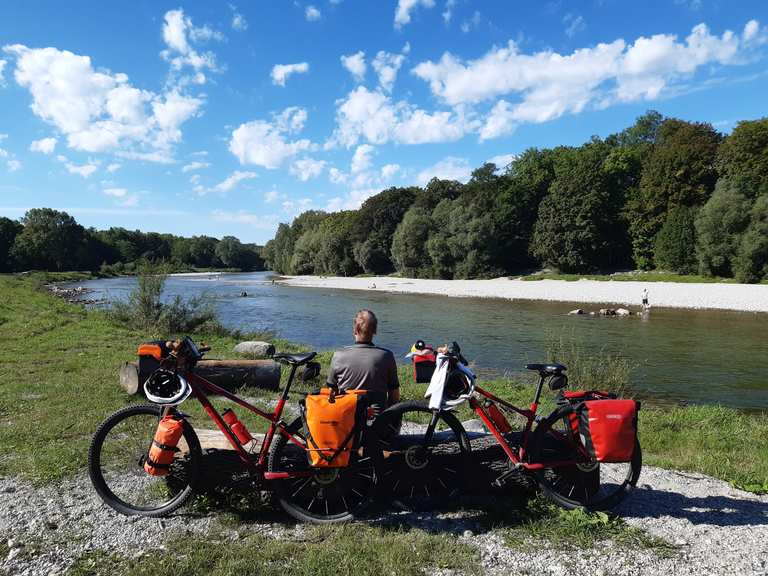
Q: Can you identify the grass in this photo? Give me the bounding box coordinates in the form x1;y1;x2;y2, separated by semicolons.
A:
65;525;481;576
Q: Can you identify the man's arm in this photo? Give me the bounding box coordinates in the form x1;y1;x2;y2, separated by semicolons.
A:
326;352;340;388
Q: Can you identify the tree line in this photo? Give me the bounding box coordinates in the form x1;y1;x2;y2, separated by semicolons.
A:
0;208;265;274
264;112;768;283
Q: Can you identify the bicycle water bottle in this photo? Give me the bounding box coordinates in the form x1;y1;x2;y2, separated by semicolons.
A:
222;409;253;445
485;401;512;433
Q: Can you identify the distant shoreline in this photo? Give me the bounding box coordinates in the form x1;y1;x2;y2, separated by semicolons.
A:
278;275;768;313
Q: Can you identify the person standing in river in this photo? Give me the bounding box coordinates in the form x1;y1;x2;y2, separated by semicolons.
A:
642;288;650;311
326;309;400;412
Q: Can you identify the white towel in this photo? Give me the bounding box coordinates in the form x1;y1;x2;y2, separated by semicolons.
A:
424;354;475;410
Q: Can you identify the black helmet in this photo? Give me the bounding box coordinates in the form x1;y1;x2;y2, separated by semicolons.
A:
443;369;473;401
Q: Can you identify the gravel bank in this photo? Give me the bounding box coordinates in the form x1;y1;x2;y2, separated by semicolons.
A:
279;275;768;313
2;464;766;575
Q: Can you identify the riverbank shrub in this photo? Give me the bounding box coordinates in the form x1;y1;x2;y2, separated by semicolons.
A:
107;262;221;336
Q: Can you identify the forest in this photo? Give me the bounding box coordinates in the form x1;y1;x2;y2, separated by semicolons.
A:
0;208;265;274
264;112;768;283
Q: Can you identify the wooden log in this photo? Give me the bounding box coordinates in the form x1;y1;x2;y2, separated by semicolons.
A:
119;359;282;395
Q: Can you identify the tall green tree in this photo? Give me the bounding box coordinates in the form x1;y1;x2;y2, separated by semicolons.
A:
695;181;752;277
734;196;768;283
11;208;88;271
0;217;22;272
314;211;360;276
391;208;434;277
716;118;768;198
653;206;698;274
627;119;721;269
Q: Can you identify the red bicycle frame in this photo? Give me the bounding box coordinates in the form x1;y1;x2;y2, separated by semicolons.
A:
174;361;311;480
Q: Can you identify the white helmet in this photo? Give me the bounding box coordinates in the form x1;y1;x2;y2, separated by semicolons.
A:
144;370;192;406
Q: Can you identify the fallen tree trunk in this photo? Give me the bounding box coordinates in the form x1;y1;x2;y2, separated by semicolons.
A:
119;359;281;395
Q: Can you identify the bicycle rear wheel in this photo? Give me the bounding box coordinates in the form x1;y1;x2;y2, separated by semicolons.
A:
370;400;471;510
530;404;641;511
267;416;378;524
88;404;201;517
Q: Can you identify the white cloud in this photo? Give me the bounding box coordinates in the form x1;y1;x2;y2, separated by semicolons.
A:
341;51;366;82
271;62;309;86
305;5;321;21
106;163;121;173
395;0;435;29
4;44;203;160
328;167;347;185
264;189;282;203
231;6;248;31
211;170;258;193
381;163;400;180
331;86;471;147
326;188;379;212
351;144;375;173
442;0;455;24
160;9;220;84
229;107;312;169
212;209;279;230
413;20;765;134
103;187;127;197
487;153;517;169
290;157;326;181
415;156;471;186
182;161;210;172
563;14;586;38
64;160;99;178
29;137;57;154
0;59;5;83
7;159;22;172
460;10;481;33
372;50;406;92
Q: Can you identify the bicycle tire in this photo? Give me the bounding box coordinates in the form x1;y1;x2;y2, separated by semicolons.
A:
267;416;378;524
370;399;471;510
529;403;641;511
88;404;202;517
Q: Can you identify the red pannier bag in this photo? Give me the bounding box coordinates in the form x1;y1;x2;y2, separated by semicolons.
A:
570;400;639;463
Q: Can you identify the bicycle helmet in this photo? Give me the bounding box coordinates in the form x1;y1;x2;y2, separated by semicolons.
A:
144;370;191;406
443;368;473;402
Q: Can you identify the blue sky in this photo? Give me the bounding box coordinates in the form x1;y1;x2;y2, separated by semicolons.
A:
0;0;766;243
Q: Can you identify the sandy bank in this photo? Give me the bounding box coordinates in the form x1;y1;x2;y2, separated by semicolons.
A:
279;275;768;313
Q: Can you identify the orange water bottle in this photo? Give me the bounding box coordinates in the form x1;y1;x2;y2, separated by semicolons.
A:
222;409;253;445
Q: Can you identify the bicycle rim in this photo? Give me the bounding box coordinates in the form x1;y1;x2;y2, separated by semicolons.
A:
89;405;199;516
269;419;377;523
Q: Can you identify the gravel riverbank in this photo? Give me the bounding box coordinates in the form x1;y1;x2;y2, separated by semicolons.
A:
279;275;768;313
2;464;766;575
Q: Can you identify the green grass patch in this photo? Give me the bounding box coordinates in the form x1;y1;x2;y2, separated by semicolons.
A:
65;525;480;576
487;497;675;556
518;271;748;283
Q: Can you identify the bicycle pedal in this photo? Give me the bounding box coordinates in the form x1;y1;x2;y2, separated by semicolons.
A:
492;468;520;488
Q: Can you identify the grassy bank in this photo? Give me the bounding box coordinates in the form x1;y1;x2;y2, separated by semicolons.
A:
517;271;768;284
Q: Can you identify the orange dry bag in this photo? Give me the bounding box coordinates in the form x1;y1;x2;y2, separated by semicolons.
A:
302;388;366;468
144;415;184;476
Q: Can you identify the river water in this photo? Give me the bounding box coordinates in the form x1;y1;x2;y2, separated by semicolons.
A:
71;272;768;410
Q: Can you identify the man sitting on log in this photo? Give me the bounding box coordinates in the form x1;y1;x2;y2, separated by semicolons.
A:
326;309;400;412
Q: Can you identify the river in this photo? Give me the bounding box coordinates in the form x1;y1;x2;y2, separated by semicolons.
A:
70;271;768;410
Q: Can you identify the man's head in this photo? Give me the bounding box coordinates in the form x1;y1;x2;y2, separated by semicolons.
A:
353;309;378;343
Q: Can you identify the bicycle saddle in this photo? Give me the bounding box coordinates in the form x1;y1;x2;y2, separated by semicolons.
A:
525;363;566;375
273;351;318;366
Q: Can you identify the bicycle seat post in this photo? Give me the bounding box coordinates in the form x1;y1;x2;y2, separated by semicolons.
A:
532;373;547;409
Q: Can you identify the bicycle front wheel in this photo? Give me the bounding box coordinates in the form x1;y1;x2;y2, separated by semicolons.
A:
88;404;201;517
529;404;641;511
268;416;378;524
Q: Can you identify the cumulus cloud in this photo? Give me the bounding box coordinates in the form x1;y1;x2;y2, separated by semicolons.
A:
181;161;209;172
64;160;99;178
0;59;5;83
229;107;312;169
442;0;455;24
3;44;203;161
271;62;309;86
160;9;221;85
412;19;766;136
29;137;57;154
331;86;472;148
487;153;517;170
305;5;321;21
230;5;248;31
106;163;121;173
381;163;401;180
351;144;375;174
395;0;435;29
460;10;481;33
7;159;22;172
102;186;140;207
290;157;326;181
211;170;258;193
372;50;406;92
415;156;471;186
341;51;366;82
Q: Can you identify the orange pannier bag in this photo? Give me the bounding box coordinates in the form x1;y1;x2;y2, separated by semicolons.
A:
301;388;367;468
144;415;184;476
